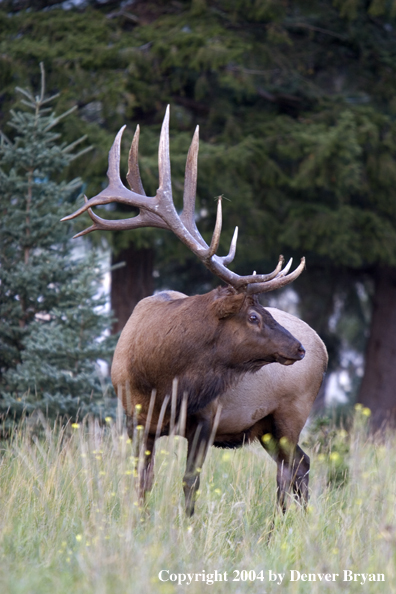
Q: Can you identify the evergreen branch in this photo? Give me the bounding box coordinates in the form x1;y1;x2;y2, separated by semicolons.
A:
62;135;88;154
39;61;45;104
68;146;94;162
44;106;78;131
227;65;277;76
16;74;59;110
66;177;84;191
15;87;35;102
0;131;12;146
38;107;56;115
19;99;37;110
40;93;61;106
286;22;348;41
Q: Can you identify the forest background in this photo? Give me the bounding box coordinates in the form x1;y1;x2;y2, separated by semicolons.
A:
1;0;396;429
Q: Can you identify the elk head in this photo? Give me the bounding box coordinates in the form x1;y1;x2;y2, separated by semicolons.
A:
210;289;306;370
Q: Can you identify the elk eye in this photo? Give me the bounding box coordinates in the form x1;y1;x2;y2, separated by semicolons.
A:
248;313;259;324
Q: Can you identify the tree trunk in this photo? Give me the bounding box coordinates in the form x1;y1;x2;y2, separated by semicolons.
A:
358;267;396;429
111;242;154;334
293;267;339;414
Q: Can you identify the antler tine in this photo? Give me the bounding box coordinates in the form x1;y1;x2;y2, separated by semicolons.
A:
107;125;125;190
224;226;239;265
155;107;218;256
246;257;306;295
207;197;223;258
180;126;207;248
70;196;98;238
214;225;238;268
71;201;169;239
277;257;293;278
158;105;172;197
126;125;146;195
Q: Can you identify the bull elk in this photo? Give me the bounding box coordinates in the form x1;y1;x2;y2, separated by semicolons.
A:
62;107;328;515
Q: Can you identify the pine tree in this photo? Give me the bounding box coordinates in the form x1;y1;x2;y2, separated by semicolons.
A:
0;65;115;425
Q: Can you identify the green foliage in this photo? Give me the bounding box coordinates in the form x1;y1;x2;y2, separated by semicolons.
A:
304;416;351;486
271;108;396;267
2;1;396;267
304;404;374;486
0;68;115;425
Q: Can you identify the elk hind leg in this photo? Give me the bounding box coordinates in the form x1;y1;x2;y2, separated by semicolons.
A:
260;427;310;511
290;444;310;504
275;444;310;511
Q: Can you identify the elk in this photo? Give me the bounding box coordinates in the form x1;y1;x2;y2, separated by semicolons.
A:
62;107;328;515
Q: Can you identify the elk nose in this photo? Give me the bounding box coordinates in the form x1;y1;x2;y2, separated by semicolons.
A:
297;344;306;360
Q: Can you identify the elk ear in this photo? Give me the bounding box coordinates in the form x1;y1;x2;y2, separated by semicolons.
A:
211;292;245;319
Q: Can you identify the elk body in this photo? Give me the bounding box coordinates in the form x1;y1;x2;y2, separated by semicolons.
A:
63;107;328;515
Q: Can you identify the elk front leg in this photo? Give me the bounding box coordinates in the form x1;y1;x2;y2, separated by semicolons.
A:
183;418;211;517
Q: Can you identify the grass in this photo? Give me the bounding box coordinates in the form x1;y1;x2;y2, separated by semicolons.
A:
0;409;394;593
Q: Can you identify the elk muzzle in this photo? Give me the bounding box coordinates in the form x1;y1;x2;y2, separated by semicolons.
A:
274;342;306;366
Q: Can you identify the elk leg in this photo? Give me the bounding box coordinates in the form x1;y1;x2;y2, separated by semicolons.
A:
261;436;310;511
290;445;310;504
138;434;156;505
275;445;309;510
183;419;211;517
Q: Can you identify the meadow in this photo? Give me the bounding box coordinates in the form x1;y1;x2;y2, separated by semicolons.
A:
0;407;394;594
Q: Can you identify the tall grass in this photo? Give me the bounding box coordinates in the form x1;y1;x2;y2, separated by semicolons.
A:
0;410;394;593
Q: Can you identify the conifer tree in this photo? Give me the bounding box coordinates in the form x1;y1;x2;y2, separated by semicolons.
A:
0;65;115;424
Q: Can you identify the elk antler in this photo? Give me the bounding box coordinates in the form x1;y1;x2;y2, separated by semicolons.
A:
62;106;305;294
